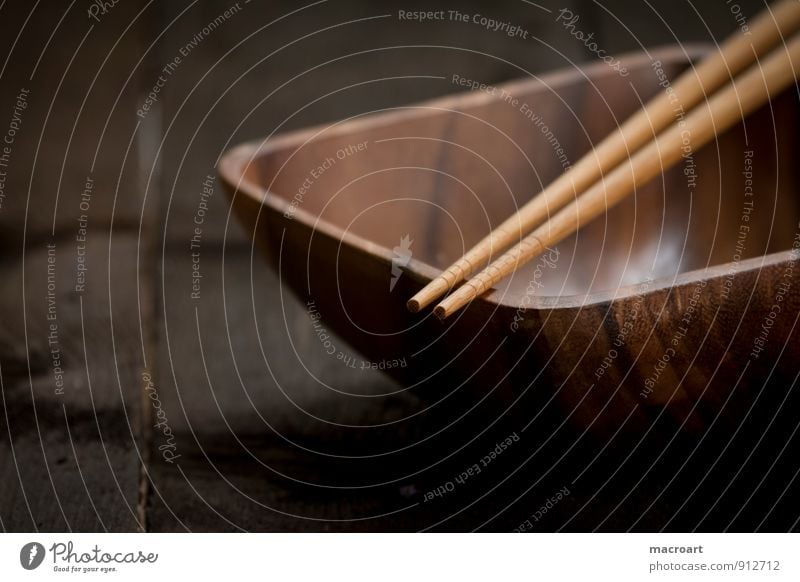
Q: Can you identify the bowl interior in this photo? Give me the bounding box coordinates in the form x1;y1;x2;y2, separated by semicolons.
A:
244;47;800;303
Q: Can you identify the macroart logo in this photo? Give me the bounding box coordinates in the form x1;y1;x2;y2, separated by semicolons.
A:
20;542;45;570
390;234;413;291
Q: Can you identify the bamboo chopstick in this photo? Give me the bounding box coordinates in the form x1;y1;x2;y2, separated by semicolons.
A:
407;0;800;313
433;32;800;318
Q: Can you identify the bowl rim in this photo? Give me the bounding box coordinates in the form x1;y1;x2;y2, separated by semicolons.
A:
218;43;798;312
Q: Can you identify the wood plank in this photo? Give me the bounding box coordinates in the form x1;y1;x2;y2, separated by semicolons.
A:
0;236;146;531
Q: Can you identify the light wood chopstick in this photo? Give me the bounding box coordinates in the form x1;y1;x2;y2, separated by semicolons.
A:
408;0;800;313
434;31;800;318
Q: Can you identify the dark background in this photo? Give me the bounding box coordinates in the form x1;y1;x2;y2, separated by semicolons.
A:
1;0;796;532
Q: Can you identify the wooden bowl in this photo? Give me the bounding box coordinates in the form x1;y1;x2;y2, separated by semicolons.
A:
220;45;800;439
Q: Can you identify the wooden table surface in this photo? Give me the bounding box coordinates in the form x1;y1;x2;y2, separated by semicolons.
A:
2;0;799;532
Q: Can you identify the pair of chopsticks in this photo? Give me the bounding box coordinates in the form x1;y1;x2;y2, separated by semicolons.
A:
408;0;800;319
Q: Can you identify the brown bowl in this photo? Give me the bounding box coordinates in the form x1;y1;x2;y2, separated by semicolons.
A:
220;44;800;438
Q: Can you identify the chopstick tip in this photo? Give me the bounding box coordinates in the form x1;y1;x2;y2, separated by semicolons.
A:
434;282;480;318
408;277;451;312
